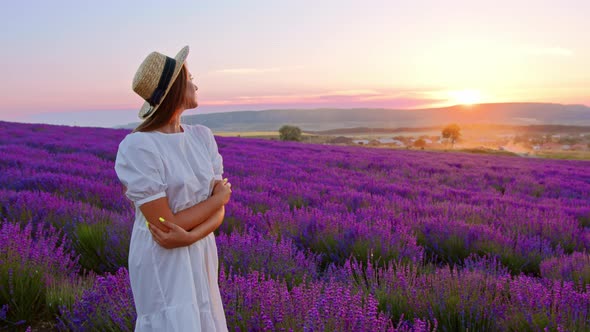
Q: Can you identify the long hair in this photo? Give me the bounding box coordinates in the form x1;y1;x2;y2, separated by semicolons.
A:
132;65;188;133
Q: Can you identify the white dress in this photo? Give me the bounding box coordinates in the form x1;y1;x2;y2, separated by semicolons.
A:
114;123;228;332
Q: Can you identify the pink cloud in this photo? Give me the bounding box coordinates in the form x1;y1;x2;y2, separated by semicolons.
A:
200;89;445;110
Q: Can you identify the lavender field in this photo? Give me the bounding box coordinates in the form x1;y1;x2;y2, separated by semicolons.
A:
0;120;589;331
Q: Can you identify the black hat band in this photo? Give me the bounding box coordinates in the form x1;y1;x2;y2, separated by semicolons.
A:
147;56;176;106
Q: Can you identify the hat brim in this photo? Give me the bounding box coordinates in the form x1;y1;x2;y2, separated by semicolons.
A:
138;45;190;120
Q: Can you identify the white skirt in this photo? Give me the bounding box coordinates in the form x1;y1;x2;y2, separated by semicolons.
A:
128;216;228;332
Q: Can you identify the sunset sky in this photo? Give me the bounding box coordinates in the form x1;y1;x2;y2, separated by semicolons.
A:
1;0;589;127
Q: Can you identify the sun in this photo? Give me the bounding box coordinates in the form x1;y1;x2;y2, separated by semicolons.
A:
449;89;482;106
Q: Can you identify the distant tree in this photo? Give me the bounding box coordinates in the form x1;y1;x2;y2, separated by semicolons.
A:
279;125;302;141
414;138;426;150
442;124;461;148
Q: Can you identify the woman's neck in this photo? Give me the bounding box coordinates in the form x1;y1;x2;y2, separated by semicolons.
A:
157;113;184;133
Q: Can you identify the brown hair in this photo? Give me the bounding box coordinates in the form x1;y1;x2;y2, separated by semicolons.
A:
132;65;188;133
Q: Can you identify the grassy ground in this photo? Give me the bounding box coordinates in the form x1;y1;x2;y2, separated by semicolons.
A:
532;150;590;160
455;148;521;157
214;131;280;138
214;132;335;144
213;132;589;160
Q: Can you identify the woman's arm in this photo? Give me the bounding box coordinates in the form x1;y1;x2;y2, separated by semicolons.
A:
173;194;224;231
140;194;222;233
140;179;231;233
148;206;225;249
187;205;225;243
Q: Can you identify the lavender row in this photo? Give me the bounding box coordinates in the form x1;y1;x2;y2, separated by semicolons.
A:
1;121;590;330
0;143;119;186
1;215;589;330
0;167;128;212
0;189;131;273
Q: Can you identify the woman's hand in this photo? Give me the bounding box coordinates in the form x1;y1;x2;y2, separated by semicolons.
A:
148;219;193;249
211;179;224;195
212;178;232;205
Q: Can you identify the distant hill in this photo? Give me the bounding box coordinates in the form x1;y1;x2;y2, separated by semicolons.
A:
113;102;590;132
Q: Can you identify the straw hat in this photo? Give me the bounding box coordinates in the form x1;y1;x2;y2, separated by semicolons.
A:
132;46;190;120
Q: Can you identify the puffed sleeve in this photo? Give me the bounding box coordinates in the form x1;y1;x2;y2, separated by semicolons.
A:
114;137;168;207
206;127;224;181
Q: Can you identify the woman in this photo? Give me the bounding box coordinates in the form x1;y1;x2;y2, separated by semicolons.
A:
114;45;231;331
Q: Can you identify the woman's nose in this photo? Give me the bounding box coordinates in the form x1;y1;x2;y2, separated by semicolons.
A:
195;85;198;91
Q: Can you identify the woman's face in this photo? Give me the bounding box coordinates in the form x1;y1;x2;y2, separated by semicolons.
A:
184;64;198;109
